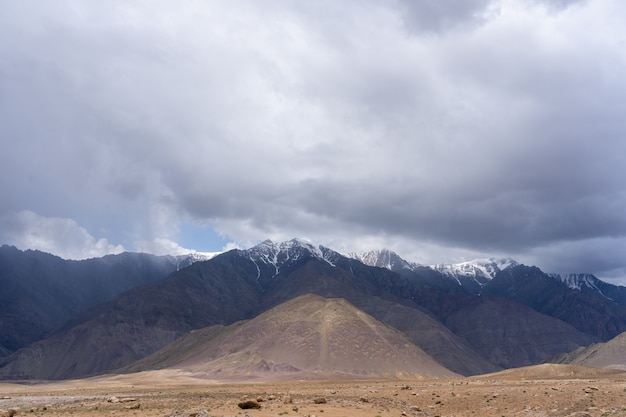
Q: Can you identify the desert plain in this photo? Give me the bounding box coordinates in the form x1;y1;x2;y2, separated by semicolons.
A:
1;365;626;417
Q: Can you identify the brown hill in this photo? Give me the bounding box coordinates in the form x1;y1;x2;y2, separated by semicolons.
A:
551;331;626;370
472;363;626;380
124;294;458;380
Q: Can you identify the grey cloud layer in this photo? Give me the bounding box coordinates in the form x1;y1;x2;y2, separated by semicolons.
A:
1;0;625;281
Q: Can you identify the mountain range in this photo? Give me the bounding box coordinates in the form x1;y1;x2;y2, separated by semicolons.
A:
1;239;625;380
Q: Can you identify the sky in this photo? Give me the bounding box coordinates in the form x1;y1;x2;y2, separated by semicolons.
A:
1;0;626;284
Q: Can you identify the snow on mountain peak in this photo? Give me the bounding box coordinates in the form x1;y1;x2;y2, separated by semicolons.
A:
349;249;421;271
242;239;338;284
350;250;518;284
249;238;327;260
431;257;519;281
244;241;524;291
172;251;219;271
550;273;600;291
549;272;619;302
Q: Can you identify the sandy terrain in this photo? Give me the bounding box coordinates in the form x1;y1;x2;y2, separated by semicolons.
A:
1;366;626;417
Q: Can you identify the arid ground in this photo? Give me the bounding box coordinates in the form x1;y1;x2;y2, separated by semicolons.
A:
1;365;626;417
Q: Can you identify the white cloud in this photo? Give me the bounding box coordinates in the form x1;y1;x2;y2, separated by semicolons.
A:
0;210;124;260
134;237;219;258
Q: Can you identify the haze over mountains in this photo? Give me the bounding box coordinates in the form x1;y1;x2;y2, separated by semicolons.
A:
0;245;210;354
1;239;626;381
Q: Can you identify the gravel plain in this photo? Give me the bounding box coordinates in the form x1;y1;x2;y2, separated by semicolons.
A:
1;366;626;417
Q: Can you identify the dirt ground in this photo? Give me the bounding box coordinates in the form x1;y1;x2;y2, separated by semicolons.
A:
1;368;626;417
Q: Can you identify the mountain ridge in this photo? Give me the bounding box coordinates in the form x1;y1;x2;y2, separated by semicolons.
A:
350;248;626;304
350;249;519;287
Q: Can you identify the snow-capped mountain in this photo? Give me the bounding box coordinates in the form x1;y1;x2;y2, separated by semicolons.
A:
431;257;519;283
549;273;626;305
240;239;340;283
551;273;605;291
349;249;422;271
171;252;219;270
350;249;518;288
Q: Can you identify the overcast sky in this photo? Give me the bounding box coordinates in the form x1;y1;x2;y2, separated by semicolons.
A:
1;0;626;283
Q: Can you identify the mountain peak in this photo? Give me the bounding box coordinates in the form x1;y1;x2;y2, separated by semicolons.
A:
431;257;519;282
350;249;519;289
240;239;339;284
247;238;328;260
349;249;421;271
548;272;623;304
550;273;599;290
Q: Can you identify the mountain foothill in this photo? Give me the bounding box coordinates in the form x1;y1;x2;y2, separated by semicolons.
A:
1;239;626;381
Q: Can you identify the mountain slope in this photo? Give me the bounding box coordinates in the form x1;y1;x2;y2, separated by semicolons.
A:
552;331;626;370
356;296;500;375
241;244;501;375
0;245;207;354
444;296;594;368
483;265;626;341
124;294;458;379
357;250;626;344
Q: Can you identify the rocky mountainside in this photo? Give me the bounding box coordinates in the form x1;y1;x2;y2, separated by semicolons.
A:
124;294;458;380
481;265;626;341
0;245;209;355
444;296;594;368
2;239;626;380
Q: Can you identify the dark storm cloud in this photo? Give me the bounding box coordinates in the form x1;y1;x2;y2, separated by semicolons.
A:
1;0;626;283
395;0;588;34
395;0;495;33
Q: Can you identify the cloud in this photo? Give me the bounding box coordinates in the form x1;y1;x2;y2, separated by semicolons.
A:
394;0;496;33
0;211;124;260
1;0;625;283
523;237;626;285
134;238;219;258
